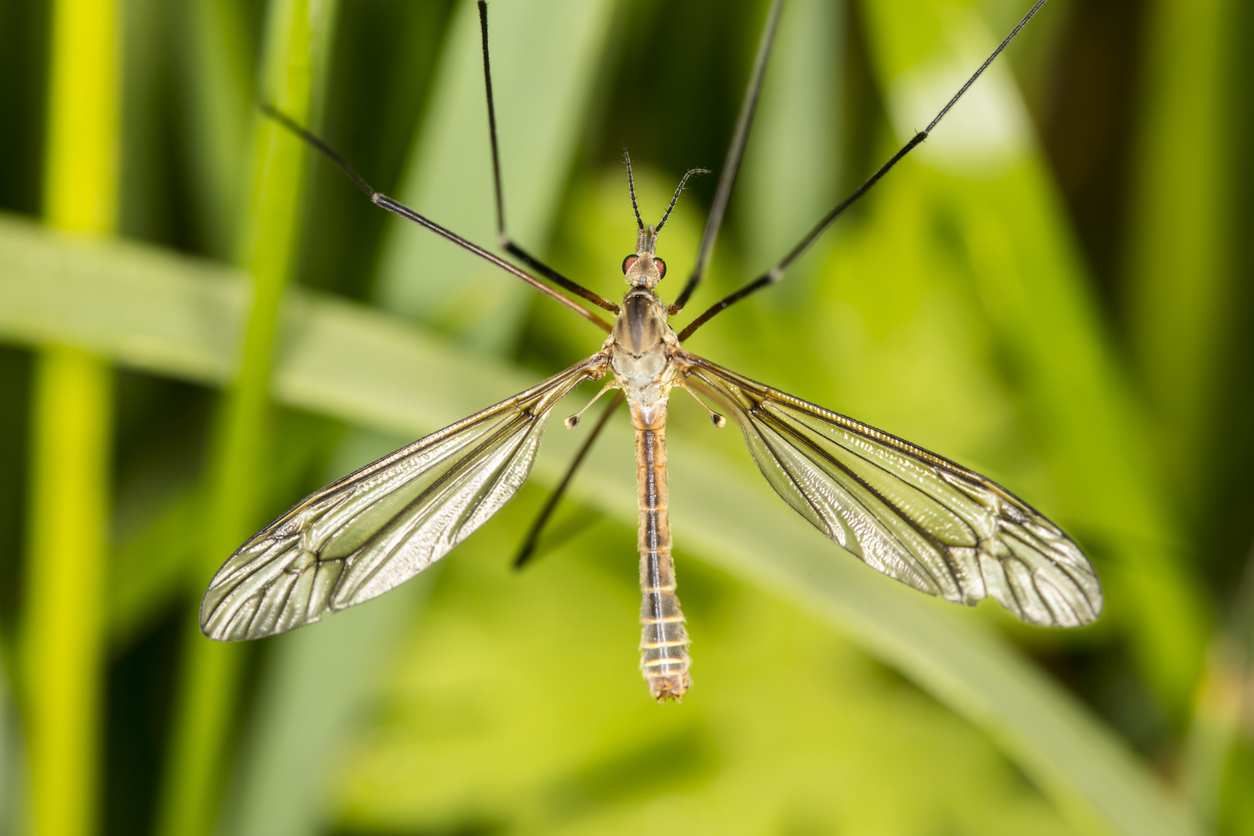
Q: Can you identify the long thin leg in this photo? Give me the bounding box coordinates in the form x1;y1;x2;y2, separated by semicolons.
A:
678;0;1050;342
477;1;619;315
514;392;625;569
262;105;611;333
670;0;786;313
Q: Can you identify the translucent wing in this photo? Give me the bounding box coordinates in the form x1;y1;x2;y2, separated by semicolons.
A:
201;355;604;641
683;354;1102;627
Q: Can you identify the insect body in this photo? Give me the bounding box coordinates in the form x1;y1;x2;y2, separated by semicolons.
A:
200;0;1101;702
608;227;691;699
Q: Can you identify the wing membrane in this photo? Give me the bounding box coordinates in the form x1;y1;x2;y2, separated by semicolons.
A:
683;354;1102;627
201;355;604;641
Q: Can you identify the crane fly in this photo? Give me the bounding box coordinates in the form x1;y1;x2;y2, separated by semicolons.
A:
201;0;1102;702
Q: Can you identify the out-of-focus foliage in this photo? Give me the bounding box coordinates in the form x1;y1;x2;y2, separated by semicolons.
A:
1;0;1252;834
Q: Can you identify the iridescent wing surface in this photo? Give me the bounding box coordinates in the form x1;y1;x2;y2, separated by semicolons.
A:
683;354;1102;626
200;356;603;641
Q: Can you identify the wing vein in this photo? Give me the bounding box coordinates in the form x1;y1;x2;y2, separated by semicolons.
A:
680;353;1102;625
346;411;533;578
200;356;604;640
760;405;964;557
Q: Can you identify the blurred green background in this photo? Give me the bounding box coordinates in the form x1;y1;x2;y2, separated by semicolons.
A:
1;0;1252;833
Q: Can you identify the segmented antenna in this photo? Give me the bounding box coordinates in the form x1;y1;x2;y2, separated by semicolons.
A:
623;147;644;230
657;168;710;232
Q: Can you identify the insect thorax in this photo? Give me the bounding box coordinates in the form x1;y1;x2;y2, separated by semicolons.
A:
610;288;679;406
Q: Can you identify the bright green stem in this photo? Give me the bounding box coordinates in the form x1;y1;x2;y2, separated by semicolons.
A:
154;2;336;835
24;349;113;836
23;0;121;833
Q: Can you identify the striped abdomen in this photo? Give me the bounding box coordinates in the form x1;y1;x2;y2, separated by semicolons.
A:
632;401;691;701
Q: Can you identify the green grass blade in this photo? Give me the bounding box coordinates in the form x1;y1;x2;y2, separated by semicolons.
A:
107;422;338;650
1125;0;1237;501
218;558;434;836
0;215;1201;835
22;0;121;831
154;2;338;835
1124;0;1244;819
1181;549;1254;827
0;654;21;834
739;0;841;273
174;0;255;258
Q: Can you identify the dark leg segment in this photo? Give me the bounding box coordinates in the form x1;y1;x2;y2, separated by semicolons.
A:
671;0;786;313
513;392;625;569
476;1;619;314
261;105;611;332
677;0;1051;341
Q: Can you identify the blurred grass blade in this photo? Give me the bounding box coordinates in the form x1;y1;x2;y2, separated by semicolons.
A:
155;2;337;835
857;0;1209;717
0;667;7;830
218;551;434;836
175;0;255;258
1126;0;1237;502
0;214;1201;835
107;423;337;649
1125;0;1243;809
1181;539;1254;825
23;0;121;833
0;656;20;834
740;0;841;276
106;489;202;647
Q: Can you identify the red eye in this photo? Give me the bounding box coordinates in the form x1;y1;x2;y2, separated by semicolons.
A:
654;257;666;279
622;254;638;274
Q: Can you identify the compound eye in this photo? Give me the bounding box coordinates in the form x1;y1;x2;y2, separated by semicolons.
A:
654;257;666;280
622;254;638;274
